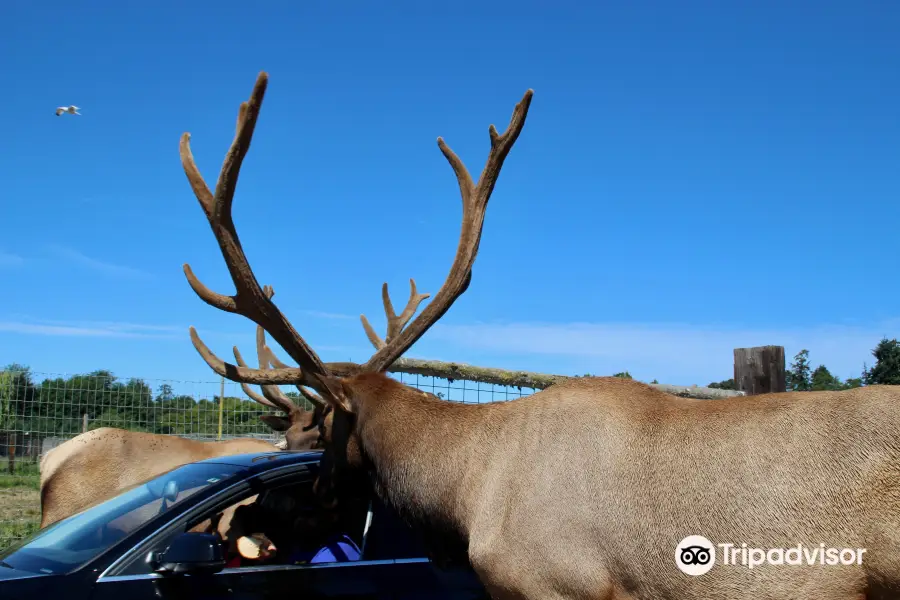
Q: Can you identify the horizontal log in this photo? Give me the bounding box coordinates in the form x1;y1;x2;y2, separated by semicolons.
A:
647;382;746;400
388;358;567;389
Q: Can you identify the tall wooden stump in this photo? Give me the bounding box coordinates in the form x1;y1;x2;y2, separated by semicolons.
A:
734;346;786;396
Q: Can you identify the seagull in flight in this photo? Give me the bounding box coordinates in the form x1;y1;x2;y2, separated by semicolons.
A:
55;105;81;116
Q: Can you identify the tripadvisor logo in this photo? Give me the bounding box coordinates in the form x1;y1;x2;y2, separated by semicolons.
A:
675;535;867;576
676;535;715;576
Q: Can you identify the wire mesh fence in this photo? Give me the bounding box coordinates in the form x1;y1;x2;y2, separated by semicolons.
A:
0;367;539;550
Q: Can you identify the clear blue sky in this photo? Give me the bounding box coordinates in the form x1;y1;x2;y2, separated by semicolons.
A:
1;0;898;395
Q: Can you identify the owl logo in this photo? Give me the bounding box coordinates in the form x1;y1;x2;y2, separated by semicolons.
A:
676;535;716;575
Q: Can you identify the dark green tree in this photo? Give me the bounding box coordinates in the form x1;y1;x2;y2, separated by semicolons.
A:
810;365;845;391
863;338;900;385
786;349;811;391
843;376;863;389
0;364;36;433
156;384;174;401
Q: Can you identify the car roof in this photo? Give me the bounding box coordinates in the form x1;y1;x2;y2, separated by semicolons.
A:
191;448;324;472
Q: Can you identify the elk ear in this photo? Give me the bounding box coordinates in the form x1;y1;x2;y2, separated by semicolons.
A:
259;414;292;432
314;375;354;414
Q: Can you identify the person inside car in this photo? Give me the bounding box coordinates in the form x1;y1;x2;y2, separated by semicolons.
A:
211;485;363;567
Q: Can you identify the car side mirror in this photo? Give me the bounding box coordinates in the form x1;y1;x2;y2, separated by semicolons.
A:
162;480;180;503
153;532;226;576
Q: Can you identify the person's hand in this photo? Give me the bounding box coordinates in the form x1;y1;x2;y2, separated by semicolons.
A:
236;533;278;562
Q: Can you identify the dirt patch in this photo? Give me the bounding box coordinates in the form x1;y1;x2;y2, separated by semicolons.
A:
0;487;41;550
0;487;40;521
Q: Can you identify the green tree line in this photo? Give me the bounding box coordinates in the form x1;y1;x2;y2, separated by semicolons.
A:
0;365;316;438
2;338;898;440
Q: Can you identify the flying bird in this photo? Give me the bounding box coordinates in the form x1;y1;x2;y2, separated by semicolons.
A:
55;105;81;116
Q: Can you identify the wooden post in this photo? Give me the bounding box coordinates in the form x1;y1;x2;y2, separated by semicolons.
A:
734;346;786;396
218;376;225;441
82;413;89;433
7;432;15;474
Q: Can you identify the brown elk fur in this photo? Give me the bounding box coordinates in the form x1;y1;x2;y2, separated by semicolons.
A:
318;372;900;598
178;71;900;598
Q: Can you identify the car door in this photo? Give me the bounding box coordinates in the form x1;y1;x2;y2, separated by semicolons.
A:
92;466;489;599
144;492;458;599
194;496;489;600
91;468;401;599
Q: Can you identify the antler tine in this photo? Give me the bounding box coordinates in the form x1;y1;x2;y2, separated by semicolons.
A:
251;303;303;413
234;332;326;412
180;71;330;388
263;344;291;369
362;90;534;372
260;343;326;408
360;279;431;350
253;299;326;409
191;327;304;384
299;386;327;408
232;345;279;409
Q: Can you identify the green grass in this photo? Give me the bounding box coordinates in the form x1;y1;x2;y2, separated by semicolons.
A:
0;473;40;490
3;462;41;477
0;461;41;490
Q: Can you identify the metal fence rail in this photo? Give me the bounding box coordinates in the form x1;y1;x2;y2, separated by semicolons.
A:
0;368;537;550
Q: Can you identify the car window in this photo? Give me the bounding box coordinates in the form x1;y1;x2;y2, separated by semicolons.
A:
116;477;367;575
114;478;431;578
212;481;368;567
208;486;431;566
0;461;244;575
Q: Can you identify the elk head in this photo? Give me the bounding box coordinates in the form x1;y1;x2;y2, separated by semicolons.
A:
179;71;531;504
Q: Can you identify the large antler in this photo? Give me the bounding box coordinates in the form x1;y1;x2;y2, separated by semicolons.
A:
182;71;532;388
359;90;534;371
233;286;325;411
181;71;330;388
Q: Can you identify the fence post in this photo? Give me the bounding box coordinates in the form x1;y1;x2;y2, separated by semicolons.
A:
7;432;15;474
218;376;225;441
733;346;786;395
82;413;88;433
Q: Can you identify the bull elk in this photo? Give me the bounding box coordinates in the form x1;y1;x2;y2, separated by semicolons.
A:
180;71;900;599
38;317;322;528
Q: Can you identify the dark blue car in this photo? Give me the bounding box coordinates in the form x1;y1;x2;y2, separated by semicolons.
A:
0;450;489;599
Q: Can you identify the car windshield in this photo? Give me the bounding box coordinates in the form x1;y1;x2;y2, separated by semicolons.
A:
0;461;244;575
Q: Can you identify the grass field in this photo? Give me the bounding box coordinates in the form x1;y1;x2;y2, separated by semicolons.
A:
0;463;41;552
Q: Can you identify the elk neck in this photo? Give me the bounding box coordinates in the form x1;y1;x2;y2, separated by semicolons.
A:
346;372;494;546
